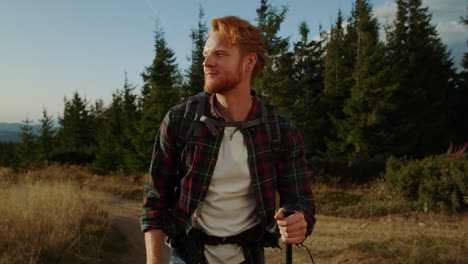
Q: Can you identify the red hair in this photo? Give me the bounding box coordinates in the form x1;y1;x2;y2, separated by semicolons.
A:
210;16;266;81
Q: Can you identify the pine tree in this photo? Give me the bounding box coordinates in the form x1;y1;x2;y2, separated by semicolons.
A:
449;13;468;144
254;0;290;101
92;91;124;174
17;117;37;170
37;108;55;165
335;0;396;158
387;0;454;156
182;6;208;100
92;75;140;175
120;75;141;175
292;22;328;157
55;92;95;163
256;0;289;57
136;23;181;172
323;10;356;155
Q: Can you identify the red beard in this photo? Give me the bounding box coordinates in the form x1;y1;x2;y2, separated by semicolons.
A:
204;64;243;94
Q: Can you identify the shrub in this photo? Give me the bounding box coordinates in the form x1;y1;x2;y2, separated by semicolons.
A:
309;156;386;185
384;151;468;213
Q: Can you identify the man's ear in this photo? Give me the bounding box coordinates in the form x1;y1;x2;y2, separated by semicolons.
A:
245;52;257;72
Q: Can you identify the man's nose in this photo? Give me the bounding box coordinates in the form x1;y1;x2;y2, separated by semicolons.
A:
203;54;215;68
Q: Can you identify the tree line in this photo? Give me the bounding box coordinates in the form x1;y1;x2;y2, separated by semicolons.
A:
1;0;467;181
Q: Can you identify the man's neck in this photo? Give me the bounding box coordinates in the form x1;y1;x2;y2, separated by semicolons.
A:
215;88;252;122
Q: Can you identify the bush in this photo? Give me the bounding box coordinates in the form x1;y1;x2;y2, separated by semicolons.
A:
309;156;386;185
384;152;468;213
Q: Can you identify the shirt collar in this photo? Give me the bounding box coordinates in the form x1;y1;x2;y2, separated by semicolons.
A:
208;90;260;121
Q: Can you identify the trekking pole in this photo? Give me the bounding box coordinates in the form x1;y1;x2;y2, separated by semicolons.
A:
284;210;294;264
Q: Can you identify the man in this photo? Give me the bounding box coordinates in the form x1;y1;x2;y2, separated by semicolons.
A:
140;16;315;264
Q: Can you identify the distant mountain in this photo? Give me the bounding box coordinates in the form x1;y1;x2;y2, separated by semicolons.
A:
0;131;21;142
0;122;43;142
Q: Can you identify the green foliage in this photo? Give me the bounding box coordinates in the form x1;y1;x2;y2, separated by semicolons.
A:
91;76;140;175
256;0;289;57
335;0;397;158
182;5;207;100
55;92;96;160
310;155;386;185
384;150;468;213
449;15;468;145
0;142;19;167
288;23;328;157
386;0;454;157
37;108;56;164
324;10;356;155
254;0;290;100
136;23;181;172
16;117;38;170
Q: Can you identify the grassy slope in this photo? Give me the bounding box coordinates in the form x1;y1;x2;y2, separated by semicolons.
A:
0;166;130;264
1;165;467;263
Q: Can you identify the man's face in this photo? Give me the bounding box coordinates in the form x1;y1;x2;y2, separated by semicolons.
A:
203;31;245;94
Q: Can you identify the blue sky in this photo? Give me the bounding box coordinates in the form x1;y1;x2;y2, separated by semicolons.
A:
1;0;466;123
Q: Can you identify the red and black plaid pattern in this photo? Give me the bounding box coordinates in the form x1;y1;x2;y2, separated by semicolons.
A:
140;93;316;263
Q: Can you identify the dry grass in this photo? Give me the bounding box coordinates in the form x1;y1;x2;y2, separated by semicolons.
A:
349;235;468;264
314;181;418;218
0;168;115;264
0;164;144;200
266;212;468;263
309;213;466;264
3;165;466;263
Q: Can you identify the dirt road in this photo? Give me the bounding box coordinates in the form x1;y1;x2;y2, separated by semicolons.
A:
93;192;467;264
92;192;171;264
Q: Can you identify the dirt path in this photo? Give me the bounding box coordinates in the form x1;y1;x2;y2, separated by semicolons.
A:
91;192;171;264
91;192;467;264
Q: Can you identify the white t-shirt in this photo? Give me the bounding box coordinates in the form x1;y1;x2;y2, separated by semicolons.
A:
195;126;259;264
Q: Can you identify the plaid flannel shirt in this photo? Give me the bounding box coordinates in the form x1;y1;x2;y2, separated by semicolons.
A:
140;93;316;263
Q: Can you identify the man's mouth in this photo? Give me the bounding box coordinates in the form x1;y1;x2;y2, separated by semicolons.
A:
206;71;219;77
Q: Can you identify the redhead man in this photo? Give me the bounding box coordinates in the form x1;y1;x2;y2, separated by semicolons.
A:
140;16;315;264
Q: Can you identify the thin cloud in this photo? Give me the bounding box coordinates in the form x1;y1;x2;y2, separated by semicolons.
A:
374;0;467;44
373;0;466;66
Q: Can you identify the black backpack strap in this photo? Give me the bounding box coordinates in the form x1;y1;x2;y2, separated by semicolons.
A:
192;93;207;137
176;92;208;150
258;99;281;153
269;104;281;152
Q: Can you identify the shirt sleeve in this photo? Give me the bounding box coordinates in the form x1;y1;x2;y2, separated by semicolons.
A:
277;120;316;237
139;106;181;233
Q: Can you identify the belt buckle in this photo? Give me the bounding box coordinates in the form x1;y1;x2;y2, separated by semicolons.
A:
222;237;227;243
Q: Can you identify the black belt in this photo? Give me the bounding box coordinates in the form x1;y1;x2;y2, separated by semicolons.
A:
188;227;254;246
173;225;278;263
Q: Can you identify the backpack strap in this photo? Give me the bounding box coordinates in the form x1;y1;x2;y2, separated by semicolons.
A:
176;92;208;150
258;99;281;153
176;94;281;156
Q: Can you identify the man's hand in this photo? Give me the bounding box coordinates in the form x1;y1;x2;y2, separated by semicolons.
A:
274;208;307;244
